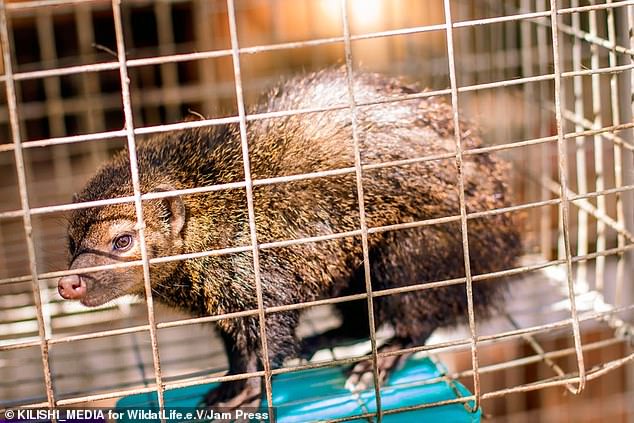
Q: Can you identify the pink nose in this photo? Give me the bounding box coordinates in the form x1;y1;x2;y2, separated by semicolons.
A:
58;275;87;300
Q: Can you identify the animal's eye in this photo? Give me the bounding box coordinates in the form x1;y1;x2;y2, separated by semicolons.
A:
68;237;77;254
113;234;134;252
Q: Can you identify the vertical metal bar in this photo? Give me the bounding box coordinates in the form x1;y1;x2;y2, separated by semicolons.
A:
155;0;181;122
111;0;166;413
75;2;109;170
306;0;321;68
474;2;486;87
521;0;543;260
606;0;627;307
627;3;634;115
225;0;274;413
614;6;634;415
520;1;533;211
621;0;634;301
384;0;396;75
76;2;106;134
503;1;517;80
490;0;503;96
443;0;482;411
457;1;474;88
33;7;64;243
537;0;554;260
0;224;7;278
270;0;281;43
518;6;544;414
193;0;218;116
35;9;68;139
571;0;588;288
588;0;607;292
120;3;144;127
34;11;72;330
0;0;56;408
549;0;586;394
424;0;438;88
556;4;567;267
503;1;517;150
557;0;572;387
339;0;383;420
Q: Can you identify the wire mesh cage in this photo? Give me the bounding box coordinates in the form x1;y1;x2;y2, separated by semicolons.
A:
0;0;633;421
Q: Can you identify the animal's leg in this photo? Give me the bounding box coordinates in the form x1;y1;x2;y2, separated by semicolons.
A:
300;299;370;359
203;311;300;408
201;330;262;409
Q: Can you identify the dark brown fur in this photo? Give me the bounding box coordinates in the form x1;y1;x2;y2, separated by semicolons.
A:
63;69;522;406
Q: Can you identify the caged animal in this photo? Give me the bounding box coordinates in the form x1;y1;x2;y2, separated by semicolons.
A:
58;69;522;408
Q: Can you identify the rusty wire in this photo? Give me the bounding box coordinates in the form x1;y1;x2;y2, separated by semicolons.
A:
1;62;634;156
549;0;587;394
3;174;633;288
605;0;628;309
0;0;633;419
224;0;275;411
110;0;166;413
0;0;56;410
339;0;384;418
11;302;634;409
442;0;481;412
0;240;631;358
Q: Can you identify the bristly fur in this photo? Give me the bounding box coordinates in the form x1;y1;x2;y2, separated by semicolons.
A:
67;68;522;399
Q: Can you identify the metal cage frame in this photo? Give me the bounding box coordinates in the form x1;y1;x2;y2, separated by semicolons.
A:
0;0;633;421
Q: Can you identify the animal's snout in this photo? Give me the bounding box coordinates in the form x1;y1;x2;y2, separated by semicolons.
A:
58;274;87;300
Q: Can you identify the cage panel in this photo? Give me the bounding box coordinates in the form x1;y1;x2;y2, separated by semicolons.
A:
0;0;632;421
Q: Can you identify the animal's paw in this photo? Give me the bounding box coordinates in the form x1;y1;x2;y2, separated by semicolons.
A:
198;378;262;422
201;378;262;408
344;344;410;393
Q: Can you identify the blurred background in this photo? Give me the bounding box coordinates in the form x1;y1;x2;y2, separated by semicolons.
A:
0;0;633;421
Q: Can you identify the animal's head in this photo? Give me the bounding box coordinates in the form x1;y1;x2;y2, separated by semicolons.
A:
58;184;186;307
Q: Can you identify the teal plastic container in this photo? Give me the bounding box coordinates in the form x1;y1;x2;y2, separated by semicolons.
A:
116;355;480;422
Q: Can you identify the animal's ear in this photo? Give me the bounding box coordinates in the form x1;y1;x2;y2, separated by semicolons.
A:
72;192;80;203
153;184;186;237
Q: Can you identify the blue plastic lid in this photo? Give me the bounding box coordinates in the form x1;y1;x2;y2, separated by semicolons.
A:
116;354;480;422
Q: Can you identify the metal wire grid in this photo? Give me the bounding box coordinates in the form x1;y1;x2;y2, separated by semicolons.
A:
0;0;632;420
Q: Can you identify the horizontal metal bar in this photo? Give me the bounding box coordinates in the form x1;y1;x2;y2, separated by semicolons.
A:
325;344;634;423
6;0;101;10
1;117;632;225
309;336;623;410
0;4;629;87
57;348;632;421
0;129;126;153
542;177;634;243
9;303;633;408
0;339;41;351
48;324;150;345
525;4;634;57
54;386;161;406
559;107;634;152
452;337;625;381
157;308;261;330
54;368;269;406
3;0;633;414
54;345;634;415
1;61;631;160
3;261;633;354
376;302;634;361
3;179;633;287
